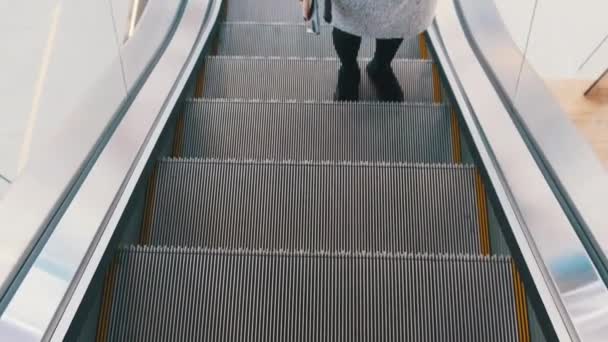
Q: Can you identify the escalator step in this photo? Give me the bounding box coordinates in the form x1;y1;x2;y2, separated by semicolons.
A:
146;159;484;254
215;23;422;58
180;99;455;163
100;247;520;341
201;57;435;102
224;0;319;23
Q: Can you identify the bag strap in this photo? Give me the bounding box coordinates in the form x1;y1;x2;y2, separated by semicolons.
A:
324;0;332;23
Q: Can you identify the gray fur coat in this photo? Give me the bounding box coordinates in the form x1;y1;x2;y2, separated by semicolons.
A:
331;0;439;39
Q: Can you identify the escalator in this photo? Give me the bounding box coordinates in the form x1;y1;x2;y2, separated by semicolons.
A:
92;1;534;340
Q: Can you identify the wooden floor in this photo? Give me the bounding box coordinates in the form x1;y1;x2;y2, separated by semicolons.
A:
546;77;608;170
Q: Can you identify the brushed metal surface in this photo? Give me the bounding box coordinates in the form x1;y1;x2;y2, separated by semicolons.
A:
181;99;454;163
0;0;181;301
201;57;435;102
224;0;314;22
459;0;608;282
120;1;183;89
103;247;520;341
215;23;421;59
0;0;220;340
148;159;482;253
431;1;608;340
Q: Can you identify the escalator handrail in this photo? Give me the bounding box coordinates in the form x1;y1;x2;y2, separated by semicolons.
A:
456;0;608;285
0;0;184;304
0;0;215;340
430;1;608;340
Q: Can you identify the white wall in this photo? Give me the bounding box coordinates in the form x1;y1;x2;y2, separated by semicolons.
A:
494;0;608;80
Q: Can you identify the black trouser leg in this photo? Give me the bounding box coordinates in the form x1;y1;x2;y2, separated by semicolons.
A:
332;27;361;71
373;38;403;69
367;38;405;102
332;27;362;101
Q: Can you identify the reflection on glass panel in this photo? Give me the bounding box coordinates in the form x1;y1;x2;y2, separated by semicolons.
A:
118;1;182;88
112;0;150;44
0;177;8;201
520;0;608;169
587;72;608;99
525;1;608;81
128;0;150;41
493;0;536;53
0;0;127;182
111;0;132;43
578;36;608;86
492;0;536;97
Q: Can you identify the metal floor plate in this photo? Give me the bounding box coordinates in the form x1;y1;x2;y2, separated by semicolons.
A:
180;99;454;163
215;23;422;59
201;57;435;102
101;247;520;341
146;159;484;254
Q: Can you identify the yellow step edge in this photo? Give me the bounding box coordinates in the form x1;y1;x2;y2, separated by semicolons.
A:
172;113;186;157
475;171;491;255
432;64;443;103
139;166;158;244
195;65;206;98
450;109;462;163
419;34;443;102
512;263;531;342
418;33;429;60
96;262;117;342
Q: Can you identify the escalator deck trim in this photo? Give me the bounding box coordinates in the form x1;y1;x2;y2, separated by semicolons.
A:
513;264;532;342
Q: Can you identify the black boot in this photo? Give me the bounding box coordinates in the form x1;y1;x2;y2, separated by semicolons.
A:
334;65;360;101
332;28;361;101
366;60;404;102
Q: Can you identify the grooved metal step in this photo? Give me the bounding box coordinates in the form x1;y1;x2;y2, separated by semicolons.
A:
180;99;455;163
215;23;422;58
100;247;522;341
224;0;321;23
145;159;484;254
201;57;435;102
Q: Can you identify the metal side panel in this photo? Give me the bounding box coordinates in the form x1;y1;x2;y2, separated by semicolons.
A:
145;159;484;254
215;23;422;58
0;0;224;340
180;99;454;163
201;57;435;102
100;247;520;341
430;1;608;340
0;0;184;303
120;0;184;89
459;0;608;284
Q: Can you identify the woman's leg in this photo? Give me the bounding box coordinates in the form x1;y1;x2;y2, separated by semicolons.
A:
332;27;361;101
373;38;403;68
367;38;405;102
333;27;361;69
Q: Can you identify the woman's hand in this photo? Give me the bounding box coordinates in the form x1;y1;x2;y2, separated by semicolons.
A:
300;0;314;21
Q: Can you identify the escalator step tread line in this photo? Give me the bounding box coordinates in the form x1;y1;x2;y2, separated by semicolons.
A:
100;247;521;342
92;0;536;340
215;23;421;58
145;158;484;254
200;57;435;102
180;99;455;162
224;0;322;23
